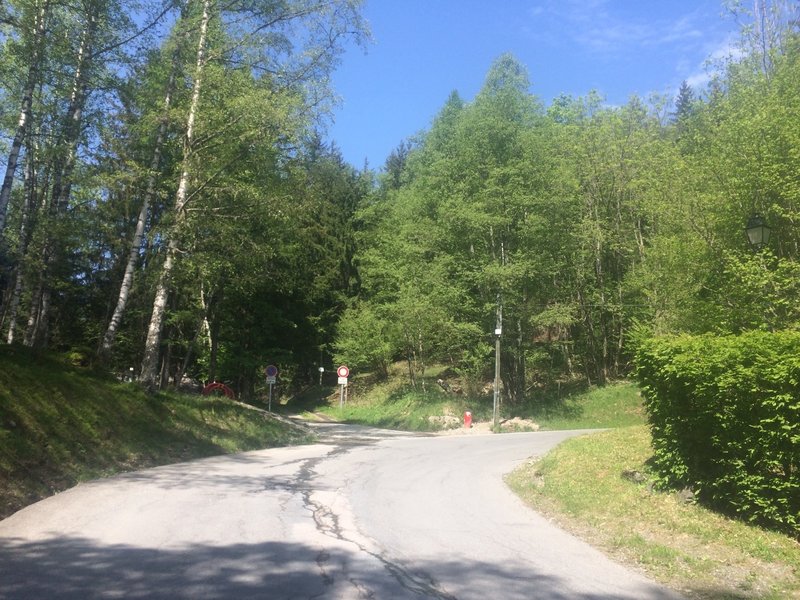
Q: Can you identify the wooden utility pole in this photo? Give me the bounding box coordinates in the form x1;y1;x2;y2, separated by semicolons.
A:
493;300;502;430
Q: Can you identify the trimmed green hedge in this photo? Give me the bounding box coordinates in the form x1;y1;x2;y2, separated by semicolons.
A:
634;331;800;537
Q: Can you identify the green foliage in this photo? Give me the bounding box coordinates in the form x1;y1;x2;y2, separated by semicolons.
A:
333;303;395;377
634;331;800;537
351;54;579;397
3;0;800;419
340;27;800;401
0;0;368;398
170;138;369;394
705;251;800;332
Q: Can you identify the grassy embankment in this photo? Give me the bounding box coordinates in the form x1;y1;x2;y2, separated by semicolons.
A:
306;364;799;598
507;426;800;599
0;346;312;519
303;363;644;431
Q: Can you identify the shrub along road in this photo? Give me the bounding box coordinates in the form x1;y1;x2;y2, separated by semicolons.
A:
0;423;683;599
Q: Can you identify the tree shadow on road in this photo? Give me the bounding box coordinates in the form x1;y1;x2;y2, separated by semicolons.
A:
0;534;688;599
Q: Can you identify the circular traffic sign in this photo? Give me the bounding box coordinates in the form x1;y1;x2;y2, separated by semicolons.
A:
265;364;278;378
337;365;349;378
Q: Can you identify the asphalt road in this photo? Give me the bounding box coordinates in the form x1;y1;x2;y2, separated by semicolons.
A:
0;423;684;599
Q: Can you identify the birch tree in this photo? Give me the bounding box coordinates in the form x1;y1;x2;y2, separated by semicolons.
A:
99;40;183;359
139;0;210;386
24;0;103;347
0;0;49;236
138;0;367;387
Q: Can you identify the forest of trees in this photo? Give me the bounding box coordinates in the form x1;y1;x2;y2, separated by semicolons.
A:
1;1;798;402
0;0;370;396
333;3;800;402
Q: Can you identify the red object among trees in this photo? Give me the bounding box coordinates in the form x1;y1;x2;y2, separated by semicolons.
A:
202;382;234;399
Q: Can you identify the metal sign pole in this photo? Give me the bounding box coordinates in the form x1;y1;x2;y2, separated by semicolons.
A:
265;365;278;413
337;365;349;410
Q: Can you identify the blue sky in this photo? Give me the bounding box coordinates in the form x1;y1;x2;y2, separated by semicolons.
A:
327;0;744;169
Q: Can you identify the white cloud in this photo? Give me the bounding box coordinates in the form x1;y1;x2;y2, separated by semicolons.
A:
527;1;717;56
685;70;713;90
709;38;744;62
680;34;744;95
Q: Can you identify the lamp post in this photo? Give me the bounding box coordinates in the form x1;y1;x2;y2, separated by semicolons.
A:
745;213;772;250
745;213;777;329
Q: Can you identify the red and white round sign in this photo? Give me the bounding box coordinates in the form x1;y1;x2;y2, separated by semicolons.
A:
337;365;350;378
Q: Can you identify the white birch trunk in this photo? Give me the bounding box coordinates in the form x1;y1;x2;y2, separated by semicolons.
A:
100;54;180;357
140;0;211;387
5;138;37;344
49;3;97;214
25;2;98;347
0;1;48;235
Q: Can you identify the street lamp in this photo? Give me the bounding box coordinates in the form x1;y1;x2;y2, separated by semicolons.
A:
745;214;772;250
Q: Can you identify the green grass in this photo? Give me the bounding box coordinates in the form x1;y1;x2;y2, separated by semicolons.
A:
305;366;646;432
309;366;478;431
506;426;800;599
0;346;313;519
525;381;646;429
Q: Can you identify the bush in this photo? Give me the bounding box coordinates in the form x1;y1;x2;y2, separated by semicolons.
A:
634;331;800;537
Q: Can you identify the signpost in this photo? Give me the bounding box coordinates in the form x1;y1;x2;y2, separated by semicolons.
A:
265;365;278;411
337;365;349;409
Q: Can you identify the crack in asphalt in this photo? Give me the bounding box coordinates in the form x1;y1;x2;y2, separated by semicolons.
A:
291;434;456;599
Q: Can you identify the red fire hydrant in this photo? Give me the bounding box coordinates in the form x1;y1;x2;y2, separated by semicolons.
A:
464;411;472;429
